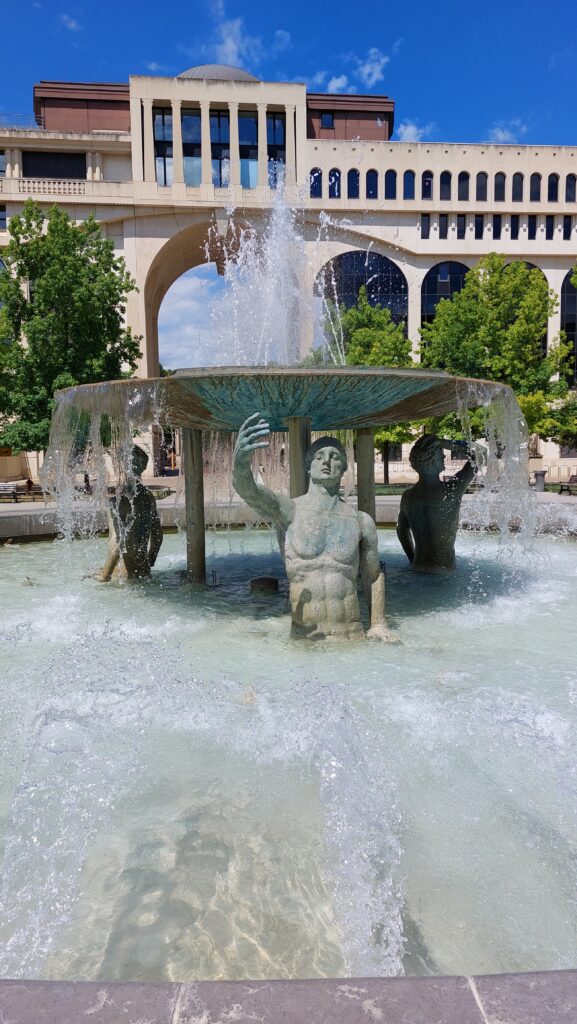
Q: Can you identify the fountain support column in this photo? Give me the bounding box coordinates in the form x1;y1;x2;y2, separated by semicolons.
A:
286;417;311;498
182;428;206;583
356;427;376;522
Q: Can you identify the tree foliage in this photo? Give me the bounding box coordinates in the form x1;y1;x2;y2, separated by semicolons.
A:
341;286;412;368
0;200;141;452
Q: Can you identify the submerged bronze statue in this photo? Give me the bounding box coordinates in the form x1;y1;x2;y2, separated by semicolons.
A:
233;413;390;641
96;445;163;581
397;434;480;574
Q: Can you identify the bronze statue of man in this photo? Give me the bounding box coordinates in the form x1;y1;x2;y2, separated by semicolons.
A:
396;434;480;574
233;413;390;640
96;445;163;581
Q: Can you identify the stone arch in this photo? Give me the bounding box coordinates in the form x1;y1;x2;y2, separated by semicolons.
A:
313;249;408;324
421;261;470;325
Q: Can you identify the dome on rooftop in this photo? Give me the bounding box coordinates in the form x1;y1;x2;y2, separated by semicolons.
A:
177;63;260;82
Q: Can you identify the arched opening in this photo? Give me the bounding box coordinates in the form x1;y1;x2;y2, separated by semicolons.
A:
512;173;524;202
421;261;470;326
158;263;224;374
561;270;577;383
403;170;415;199
548;173;559;202
476;172;488;201
457;171;469;201
494;172;506;202
530;173;541;202
310;167;322;198
566;174;576;203
366;169;378;200
315;250;408;324
347;168;360;199
328;168;341;199
440;171;451;200
384;169;397;200
422;170;433;200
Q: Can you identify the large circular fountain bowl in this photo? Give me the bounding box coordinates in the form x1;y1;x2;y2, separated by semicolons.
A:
54;366;511;432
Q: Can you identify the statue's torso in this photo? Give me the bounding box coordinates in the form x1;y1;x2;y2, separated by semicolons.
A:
402;480;463;572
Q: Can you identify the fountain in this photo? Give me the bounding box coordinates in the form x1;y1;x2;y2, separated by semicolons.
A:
3;185;577;1004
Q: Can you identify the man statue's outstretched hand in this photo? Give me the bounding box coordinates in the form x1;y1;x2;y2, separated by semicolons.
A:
234;413;271;465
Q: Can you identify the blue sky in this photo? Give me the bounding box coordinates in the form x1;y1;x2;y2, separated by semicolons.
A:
3;0;576;366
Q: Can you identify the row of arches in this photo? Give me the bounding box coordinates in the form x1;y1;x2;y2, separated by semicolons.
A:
310;167;577;204
315;252;577;373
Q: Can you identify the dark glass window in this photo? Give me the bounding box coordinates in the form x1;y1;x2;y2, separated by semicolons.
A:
547;173;559;202
493;214;502;240
347;168;359;199
439;213;449;239
366;169;378;199
476;172;488;201
153;107;174;185
22;150;87;180
320;112;334;129
384;169;397;200
457;171;469;201
494;172;506;202
0;152;5;178
267;112;285;188
421;261;469;325
475;214;484;239
238;111;258;188
440;170;451;200
457;213;466;239
210;110;230;187
563;215;572;241
511;214;520;240
403;170;415;199
530;173;541;201
328;167;341;199
546;214;555;239
528;214;537;239
566;174;576;203
310;167;322;198
181;108;201;187
0;205;6;230
422;170;433;200
561;270;577;383
512;173;523;202
421;214;430;239
315;250;408;324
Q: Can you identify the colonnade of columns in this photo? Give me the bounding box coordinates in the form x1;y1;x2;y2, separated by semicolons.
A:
131;97;297;188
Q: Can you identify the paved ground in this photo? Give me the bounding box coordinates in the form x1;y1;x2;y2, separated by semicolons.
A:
0;970;576;1023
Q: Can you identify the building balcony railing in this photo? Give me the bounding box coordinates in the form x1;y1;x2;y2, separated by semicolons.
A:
17;177;86;196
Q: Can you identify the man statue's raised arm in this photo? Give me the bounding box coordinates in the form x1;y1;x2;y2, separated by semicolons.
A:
232;413;293;528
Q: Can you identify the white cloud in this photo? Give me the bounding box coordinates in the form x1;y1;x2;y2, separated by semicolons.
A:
327;74;349;93
486;119;528;144
158;267;225;369
146;61;167;73
395;120;436;142
354;47;389;88
60;13;81;30
272;29;291;54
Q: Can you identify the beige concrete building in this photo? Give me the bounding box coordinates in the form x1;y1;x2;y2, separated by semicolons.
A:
0;63;576;481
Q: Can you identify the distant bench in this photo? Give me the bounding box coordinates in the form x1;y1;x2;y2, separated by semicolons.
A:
559;474;577;495
0;482;46;502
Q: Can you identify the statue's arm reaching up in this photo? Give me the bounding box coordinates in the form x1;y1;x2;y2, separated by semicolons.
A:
233;413;293;528
440;438;477;494
359;511;391;640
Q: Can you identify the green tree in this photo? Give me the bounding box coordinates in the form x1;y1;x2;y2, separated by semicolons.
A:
339;285;414;482
420;253;572;443
0;200;141;452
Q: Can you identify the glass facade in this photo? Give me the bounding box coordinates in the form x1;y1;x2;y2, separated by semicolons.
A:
153;107;173;186
0;206;6;230
316;250;408;323
421;261;469;325
210;110;230;187
267;112;285;188
238;111;257;188
182;108;201;187
0;152;5;178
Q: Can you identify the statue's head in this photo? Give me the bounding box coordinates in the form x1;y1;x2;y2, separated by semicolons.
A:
305;436;348;485
131;444;149;478
409;434;445;475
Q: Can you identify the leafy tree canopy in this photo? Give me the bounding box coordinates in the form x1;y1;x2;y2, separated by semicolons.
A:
341;286;412;368
0;200;141;452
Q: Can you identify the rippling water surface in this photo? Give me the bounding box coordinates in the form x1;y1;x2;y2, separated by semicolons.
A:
0;528;576;982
